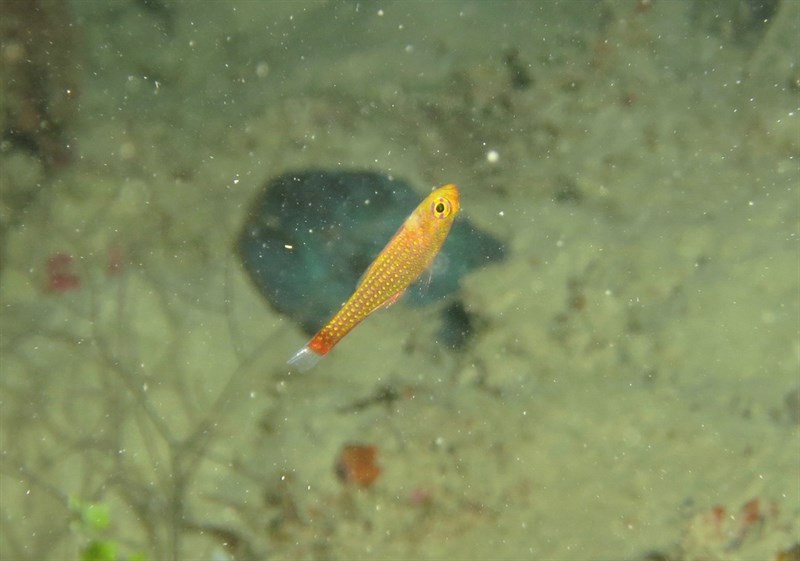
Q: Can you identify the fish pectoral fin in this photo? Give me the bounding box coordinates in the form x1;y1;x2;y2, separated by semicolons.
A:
420;268;433;293
382;289;406;309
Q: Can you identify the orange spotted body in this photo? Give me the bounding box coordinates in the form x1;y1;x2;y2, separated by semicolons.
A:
288;184;460;371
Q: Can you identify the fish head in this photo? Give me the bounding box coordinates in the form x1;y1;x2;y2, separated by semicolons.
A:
428;183;460;221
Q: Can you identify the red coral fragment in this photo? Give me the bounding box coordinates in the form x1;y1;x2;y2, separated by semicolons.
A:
44;252;80;292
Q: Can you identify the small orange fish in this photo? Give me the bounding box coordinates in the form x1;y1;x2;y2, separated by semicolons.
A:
288;183;460;371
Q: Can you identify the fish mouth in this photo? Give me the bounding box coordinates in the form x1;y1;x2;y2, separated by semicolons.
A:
439;183;460;209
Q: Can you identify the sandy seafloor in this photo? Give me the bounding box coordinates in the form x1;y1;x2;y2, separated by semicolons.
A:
1;1;798;560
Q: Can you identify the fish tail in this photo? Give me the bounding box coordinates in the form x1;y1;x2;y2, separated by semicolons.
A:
287;343;324;372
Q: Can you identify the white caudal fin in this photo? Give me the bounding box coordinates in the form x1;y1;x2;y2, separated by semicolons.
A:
287;345;323;372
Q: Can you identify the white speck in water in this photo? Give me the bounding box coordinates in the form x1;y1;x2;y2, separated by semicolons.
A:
486;149;499;163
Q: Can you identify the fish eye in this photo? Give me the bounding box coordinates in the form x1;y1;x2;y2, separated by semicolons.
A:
432;198;451;218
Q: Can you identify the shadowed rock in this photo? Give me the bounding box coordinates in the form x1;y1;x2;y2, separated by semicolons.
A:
239;170;505;345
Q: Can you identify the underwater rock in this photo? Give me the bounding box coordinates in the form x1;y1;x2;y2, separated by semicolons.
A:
239;170;505;342
0;0;79;168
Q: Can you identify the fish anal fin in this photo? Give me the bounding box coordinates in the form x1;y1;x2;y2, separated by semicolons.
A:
382;289;406;310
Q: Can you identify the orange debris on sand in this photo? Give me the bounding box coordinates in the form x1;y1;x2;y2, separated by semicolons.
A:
335;444;381;488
